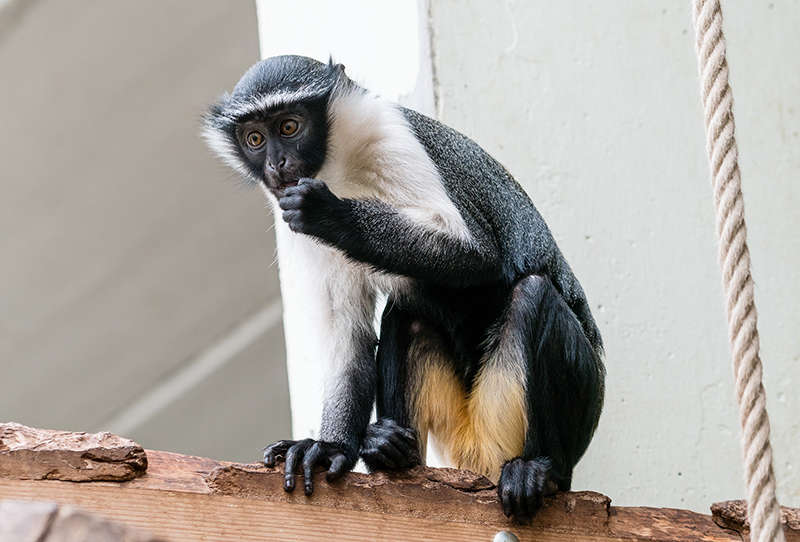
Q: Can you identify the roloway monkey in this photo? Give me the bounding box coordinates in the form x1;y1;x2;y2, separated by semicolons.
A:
203;55;605;522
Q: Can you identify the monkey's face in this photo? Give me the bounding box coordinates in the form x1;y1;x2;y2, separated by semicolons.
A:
235;98;329;195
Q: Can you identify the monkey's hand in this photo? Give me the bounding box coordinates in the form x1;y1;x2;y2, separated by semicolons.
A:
263;438;356;496
277;178;348;239
360;418;421;472
497;457;559;524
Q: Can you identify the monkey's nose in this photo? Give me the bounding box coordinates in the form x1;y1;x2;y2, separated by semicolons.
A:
267;157;287;172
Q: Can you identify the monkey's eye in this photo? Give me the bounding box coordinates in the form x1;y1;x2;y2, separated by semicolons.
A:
246;130;265;148
279;119;300;137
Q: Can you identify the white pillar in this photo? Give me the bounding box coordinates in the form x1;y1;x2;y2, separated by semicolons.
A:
254;1;438;452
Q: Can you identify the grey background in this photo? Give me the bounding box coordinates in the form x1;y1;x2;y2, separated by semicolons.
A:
0;0;289;462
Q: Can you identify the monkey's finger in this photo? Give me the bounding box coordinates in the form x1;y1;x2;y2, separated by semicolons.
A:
499;478;513;518
326;453;349;482
534;464;548;508
385;429;419;458
510;463;527;521
297;177;324;189
376;438;407;466
373;419;418;451
283;440;311;492
301;443;327;496
282;210;300;224
283;183;312;198
263;439;293;453
278;196;304;210
499;461;517;518
519;466;536;522
361;447;398;470
263;440;293;467
389;423;419;443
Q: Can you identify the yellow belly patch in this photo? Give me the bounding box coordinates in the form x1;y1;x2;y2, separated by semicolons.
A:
411;352;528;482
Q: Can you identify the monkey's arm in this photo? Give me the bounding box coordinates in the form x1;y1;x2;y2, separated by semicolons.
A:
263;327;376;495
279;179;504;286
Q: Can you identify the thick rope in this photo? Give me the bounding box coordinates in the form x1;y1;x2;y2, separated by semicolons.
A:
690;2;784;541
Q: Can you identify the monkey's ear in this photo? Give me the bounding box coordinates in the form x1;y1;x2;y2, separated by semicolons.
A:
327;55;346;74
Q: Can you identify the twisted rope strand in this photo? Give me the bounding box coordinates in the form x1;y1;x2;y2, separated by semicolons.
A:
690;2;784;541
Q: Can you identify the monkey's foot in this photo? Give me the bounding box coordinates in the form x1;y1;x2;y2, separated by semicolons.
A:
360;418;421;472
263;438;355;496
497;457;559;524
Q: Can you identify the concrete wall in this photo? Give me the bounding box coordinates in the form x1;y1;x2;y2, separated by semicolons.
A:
0;0;289;463
429;0;799;511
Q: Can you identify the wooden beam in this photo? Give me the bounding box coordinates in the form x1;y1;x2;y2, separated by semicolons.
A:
0;422;146;482
711;500;800;542
1;423;794;541
0;500;162;542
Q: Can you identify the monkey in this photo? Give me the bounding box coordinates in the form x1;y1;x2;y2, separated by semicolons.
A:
203;55;605;523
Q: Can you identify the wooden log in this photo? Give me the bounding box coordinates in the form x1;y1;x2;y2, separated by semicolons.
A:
711;500;800;542
206;462;613;532
0;423;146;482
0;422;776;541
0;499;163;542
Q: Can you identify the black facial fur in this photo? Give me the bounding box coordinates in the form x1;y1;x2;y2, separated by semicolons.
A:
203;55;350;193
235;98;329;193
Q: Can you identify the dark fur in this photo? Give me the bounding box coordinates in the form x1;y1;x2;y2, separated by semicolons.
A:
276;112;606;521
204;55;605;523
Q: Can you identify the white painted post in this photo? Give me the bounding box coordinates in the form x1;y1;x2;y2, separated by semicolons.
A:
254;1;441;469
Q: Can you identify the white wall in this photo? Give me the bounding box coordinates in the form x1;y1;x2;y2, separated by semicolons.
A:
430;1;799;512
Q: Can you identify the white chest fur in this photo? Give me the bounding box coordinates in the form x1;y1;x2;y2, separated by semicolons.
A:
266;94;470;440
319;92;471;241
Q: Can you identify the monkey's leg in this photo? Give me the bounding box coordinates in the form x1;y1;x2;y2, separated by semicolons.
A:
360;303;423;471
492;275;605;523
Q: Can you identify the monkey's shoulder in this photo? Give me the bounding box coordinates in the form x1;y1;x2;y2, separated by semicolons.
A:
399;107;512;187
399;106;555;267
399;107;539;218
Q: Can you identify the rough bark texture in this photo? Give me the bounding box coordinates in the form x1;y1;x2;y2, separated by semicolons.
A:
712;500;800;542
0;423;789;541
206;462;611;531
0;500;163;542
0;422;147;482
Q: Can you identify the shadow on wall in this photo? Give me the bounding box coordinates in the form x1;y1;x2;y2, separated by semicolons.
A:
0;0;290;463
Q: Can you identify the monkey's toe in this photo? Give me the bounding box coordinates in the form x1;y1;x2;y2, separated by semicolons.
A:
263;439;297;467
497;457;556;524
269;439;355;496
360;418;421;472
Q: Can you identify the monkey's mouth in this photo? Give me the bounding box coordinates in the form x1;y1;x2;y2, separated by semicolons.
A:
264;174;299;192
264;179;301;199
